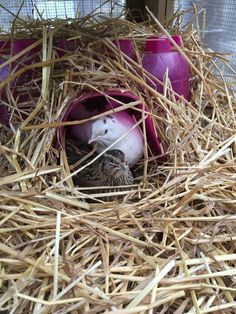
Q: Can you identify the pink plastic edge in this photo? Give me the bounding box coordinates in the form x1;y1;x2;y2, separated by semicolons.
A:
145;37;171;53
171;35;183;47
145;35;183;50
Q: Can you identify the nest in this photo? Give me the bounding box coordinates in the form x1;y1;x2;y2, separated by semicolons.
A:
0;7;236;314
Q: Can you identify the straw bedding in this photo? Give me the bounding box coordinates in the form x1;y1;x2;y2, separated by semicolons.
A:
0;8;236;314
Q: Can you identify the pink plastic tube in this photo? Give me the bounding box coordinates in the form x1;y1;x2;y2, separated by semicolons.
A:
57;89;164;158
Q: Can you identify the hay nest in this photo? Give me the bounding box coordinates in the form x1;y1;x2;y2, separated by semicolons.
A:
0;8;236;314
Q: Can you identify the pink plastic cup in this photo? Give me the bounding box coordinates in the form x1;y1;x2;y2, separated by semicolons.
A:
145;37;171;53
113;38;135;58
142;35;190;100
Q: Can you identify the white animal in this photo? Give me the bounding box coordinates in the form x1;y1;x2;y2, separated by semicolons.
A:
88;112;144;167
70;111;144;167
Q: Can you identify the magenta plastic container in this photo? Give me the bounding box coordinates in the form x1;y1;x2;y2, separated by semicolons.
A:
0;40;11;82
55;38;81;57
0;38;80;126
0;63;10;126
142;36;190;100
57;89;164;158
11;39;41;88
0;40;11;126
0;39;40;126
12;38;38;55
113;38;135;59
12;38;41;70
0;47;10;82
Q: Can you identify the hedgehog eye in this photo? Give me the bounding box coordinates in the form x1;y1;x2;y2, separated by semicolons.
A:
104;129;108;134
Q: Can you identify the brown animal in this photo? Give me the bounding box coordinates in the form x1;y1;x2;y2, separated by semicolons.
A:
65;138;134;188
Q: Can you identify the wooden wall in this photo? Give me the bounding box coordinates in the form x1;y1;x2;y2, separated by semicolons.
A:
126;0;175;23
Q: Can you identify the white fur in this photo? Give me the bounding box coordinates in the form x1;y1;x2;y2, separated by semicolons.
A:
88;112;144;167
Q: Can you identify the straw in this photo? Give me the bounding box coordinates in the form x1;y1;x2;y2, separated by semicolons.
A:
0;5;236;313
